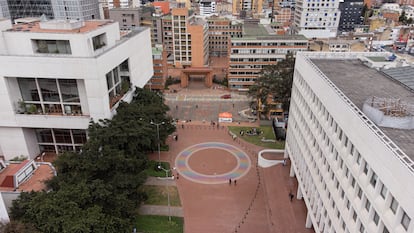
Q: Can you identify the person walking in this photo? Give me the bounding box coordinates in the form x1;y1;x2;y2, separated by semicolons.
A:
229;179;232;185
289;192;294;202
234;180;237;186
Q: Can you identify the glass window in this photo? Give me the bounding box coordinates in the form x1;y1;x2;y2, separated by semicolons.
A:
120;59;129;72
356;153;361;164
401;211;411;230
373;212;379;225
34;40;71;54
357;187;362;199
380;184;387;199
36;129;53;143
59;79;80;103
72;130;87;144
363;163;369;175
359;224;365;233
365;200;371;211
370;172;378;187
106;72;113;90
38;79;60;102
18;78;40;101
390;196;398;214
53;129;72;144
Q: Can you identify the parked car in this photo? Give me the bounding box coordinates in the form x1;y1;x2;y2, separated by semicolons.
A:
221;94;231;99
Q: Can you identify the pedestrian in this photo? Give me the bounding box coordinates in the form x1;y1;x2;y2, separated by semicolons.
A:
175;135;178;141
234;180;237;185
283;159;287;166
289;192;294;202
181;124;184;129
176;105;178;109
232;103;235;108
229;178;232;185
176;173;179;180
196;105;198;108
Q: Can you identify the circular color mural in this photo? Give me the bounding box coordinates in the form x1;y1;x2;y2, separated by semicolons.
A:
175;142;251;184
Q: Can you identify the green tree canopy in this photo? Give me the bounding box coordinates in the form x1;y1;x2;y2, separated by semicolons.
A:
9;87;175;233
248;53;295;113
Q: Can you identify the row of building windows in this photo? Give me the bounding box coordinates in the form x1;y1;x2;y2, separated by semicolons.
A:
232;42;308;46
286;70;412;233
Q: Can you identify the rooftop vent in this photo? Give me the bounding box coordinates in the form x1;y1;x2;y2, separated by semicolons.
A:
362;96;414;129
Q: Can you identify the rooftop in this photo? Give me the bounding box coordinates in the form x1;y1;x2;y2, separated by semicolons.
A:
0;161;54;192
244;23;269;36
311;58;414;161
233;34;308;41
7;20;115;34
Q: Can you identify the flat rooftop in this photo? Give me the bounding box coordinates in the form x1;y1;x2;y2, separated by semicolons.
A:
7;20;115;34
233;34;308;41
0;162;53;192
311;59;414;160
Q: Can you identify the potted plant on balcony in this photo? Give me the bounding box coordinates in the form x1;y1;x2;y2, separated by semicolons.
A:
17;99;26;114
27;104;37;114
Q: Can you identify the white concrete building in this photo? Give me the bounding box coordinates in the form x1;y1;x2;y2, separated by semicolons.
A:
0;18;153;159
293;0;341;38
199;0;217;16
285;52;414;233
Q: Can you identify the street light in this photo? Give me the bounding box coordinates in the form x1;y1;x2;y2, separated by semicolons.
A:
157;165;171;222
151;121;165;166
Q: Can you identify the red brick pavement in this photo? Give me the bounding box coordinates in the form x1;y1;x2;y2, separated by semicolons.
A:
149;124;315;233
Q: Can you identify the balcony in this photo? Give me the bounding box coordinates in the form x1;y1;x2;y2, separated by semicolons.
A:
15;113;90;129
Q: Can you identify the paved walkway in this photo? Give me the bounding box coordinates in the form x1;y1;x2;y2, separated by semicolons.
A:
138;205;184;217
148;124;315;233
144;177;177;186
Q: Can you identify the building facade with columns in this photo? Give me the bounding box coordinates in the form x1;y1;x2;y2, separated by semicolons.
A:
285;52;414;233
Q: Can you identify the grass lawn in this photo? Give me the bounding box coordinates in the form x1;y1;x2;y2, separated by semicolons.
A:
140;185;181;206
144;160;171;177
228;126;285;149
135;215;183;233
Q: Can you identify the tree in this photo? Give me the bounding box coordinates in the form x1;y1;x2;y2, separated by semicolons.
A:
399;10;407;23
248;53;295;113
9;87;174;233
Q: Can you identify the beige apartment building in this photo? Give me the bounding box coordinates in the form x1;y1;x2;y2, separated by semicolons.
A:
228;24;308;91
170;8;209;68
232;0;263;18
207;16;243;56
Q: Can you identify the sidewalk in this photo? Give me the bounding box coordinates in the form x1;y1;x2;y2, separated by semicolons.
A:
144;177;177;186
138;205;184;217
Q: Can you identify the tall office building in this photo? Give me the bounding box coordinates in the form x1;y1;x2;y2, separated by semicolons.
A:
286;52;414;233
0;19;153;159
293;0;341;38
52;0;100;20
338;0;364;32
170;8;209;68
199;0;216;16
0;0;100;21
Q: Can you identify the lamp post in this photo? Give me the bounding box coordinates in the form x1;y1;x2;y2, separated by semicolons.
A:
151;121;165;166
157;165;171;222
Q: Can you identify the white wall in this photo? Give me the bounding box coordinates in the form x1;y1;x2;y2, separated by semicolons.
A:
287;53;414;232
2;21;120;57
0;25;153;159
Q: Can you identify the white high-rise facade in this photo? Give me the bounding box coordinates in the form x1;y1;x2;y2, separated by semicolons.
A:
286;52;414;233
0;19;153;159
293;0;340;38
